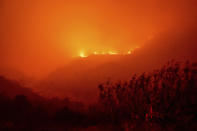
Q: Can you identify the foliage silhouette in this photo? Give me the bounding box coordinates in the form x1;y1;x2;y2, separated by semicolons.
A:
0;60;196;130
98;60;197;130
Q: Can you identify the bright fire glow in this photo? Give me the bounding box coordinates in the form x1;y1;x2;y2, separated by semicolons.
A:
79;52;87;58
79;50;134;58
108;51;118;55
94;52;98;55
78;47;140;58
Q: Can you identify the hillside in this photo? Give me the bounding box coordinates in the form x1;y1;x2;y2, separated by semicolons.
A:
35;27;197;103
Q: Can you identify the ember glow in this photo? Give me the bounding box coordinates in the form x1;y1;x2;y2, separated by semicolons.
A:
79;50;131;58
78;46;140;58
79;52;87;58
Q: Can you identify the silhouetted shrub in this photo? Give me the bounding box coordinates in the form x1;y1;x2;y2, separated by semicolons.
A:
0;61;196;130
98;60;197;130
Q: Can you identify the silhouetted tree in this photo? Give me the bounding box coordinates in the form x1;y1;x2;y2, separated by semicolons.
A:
98;61;197;130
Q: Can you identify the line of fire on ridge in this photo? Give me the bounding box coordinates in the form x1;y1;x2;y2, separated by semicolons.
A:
79;47;139;58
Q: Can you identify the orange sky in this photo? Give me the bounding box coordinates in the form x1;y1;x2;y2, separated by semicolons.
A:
0;0;196;78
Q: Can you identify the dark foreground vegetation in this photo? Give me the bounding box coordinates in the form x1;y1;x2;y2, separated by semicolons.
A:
0;60;197;131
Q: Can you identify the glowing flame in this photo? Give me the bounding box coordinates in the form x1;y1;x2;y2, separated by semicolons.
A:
127;51;131;54
78;47;140;57
101;52;106;55
108;51;118;55
93;51;98;55
79;52;87;58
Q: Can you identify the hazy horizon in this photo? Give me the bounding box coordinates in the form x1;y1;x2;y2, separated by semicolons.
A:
1;0;197;78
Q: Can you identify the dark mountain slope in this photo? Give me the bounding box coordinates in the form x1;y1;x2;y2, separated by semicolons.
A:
36;27;197;103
